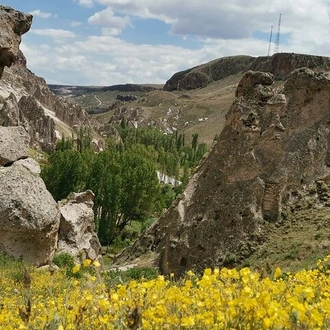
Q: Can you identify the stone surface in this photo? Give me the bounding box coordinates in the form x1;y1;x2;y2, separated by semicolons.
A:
57;190;102;261
235;70;274;97
116;68;330;276
0;5;32;77
12;157;41;175
0;164;60;265
0;125;29;165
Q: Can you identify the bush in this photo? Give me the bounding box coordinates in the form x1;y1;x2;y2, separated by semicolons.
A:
53;253;75;269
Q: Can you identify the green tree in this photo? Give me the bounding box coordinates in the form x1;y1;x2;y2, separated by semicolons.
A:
77;125;93;152
41;149;92;201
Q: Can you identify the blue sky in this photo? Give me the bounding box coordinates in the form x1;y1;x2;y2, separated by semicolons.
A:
3;0;330;86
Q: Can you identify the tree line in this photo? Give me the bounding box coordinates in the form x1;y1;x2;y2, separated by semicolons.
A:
41;126;208;245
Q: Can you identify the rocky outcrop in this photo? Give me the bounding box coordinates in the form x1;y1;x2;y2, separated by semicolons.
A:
2;93;57;152
57;191;102;261
0;6;32;77
0;126;60;265
164;53;330;92
235;71;273;97
250;53;330;80
0;6;102;265
0;6;105;152
0;126;102;264
117;67;330;275
0;125;29;165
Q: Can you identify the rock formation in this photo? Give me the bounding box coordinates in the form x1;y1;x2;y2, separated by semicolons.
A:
0;126;60;265
57;191;102;261
0;125;29;165
164;53;330;92
0;5;107;152
0;126;102;265
0;5;32;77
117;67;330;276
0;6;102;265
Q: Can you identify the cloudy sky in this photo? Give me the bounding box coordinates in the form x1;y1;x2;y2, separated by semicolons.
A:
3;0;330;86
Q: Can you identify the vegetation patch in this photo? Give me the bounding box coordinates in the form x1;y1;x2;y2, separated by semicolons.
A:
0;256;330;329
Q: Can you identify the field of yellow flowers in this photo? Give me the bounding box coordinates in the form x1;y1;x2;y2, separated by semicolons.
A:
0;256;330;329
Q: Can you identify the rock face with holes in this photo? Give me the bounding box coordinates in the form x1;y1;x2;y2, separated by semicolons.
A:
117;67;330;275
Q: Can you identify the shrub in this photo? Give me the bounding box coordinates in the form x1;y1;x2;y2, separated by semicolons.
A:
53;252;75;269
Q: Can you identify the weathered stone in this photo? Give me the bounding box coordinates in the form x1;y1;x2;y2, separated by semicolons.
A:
12;157;41;175
0;125;29;165
235;70;274;97
0;5;32;77
0;7;103;153
0;164;60;265
57;191;102;261
116;68;330;276
18;95;57;152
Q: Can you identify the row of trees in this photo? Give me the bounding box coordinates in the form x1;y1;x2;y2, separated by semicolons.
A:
42;126;208;244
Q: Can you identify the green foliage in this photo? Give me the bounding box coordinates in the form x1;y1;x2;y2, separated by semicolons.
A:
115;126;207;178
53;253;75;269
41;149;92;201
42;126;208;245
104;267;159;288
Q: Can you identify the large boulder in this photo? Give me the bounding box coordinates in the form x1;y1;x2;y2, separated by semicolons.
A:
0;164;60;265
0;125;29;165
0;5;32;77
57;190;102;261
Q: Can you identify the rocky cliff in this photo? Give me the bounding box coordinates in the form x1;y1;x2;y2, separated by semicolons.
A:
164;53;330;92
0;5;112;152
117;67;330;276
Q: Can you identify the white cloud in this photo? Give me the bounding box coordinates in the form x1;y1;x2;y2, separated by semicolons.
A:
88;7;131;35
20;0;330;86
30;29;76;41
69;21;83;27
94;0;328;40
73;0;94;8
29;9;52;19
22;34;269;86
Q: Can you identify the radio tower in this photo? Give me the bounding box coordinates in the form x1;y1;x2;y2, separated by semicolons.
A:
267;25;273;56
274;14;282;53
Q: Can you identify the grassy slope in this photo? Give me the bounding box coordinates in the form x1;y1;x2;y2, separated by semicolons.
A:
243;185;330;273
68;74;241;147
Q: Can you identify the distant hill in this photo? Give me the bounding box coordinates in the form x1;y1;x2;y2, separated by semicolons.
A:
164;53;330;91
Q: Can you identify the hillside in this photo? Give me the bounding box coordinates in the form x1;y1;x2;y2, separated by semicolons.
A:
50;75;241;147
54;53;330;148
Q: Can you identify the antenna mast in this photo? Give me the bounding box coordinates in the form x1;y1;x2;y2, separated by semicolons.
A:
274;14;282;53
267;25;273;56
